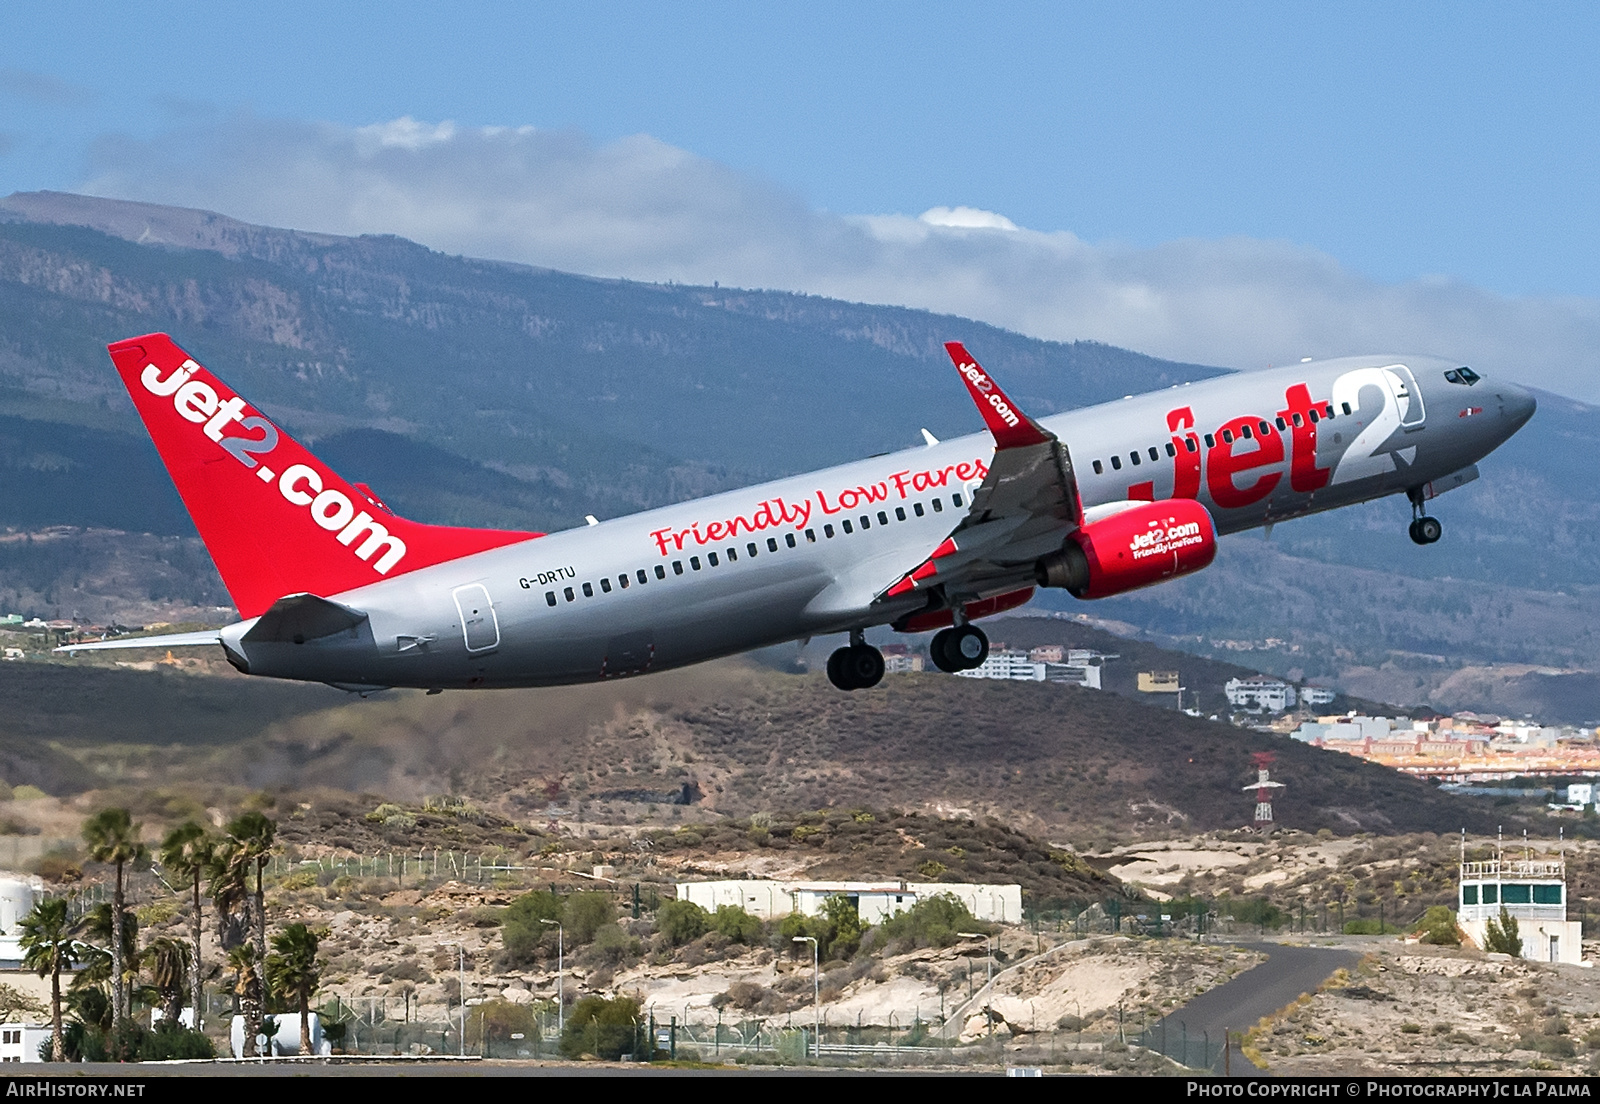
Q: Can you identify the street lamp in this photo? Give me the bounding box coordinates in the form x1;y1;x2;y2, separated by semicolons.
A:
958;932;994;1037
440;941;466;1056
791;936;819;1059
541;919;564;1036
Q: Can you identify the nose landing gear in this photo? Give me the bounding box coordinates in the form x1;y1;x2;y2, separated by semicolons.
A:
1407;487;1442;545
826;629;885;691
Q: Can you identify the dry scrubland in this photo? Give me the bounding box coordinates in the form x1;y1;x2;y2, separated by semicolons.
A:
1257;946;1600;1075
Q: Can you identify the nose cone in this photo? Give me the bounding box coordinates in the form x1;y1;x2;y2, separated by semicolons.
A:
1498;382;1537;430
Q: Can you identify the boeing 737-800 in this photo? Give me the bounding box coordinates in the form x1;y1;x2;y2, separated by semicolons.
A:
62;334;1535;692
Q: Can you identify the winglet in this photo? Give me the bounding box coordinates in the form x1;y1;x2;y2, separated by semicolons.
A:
945;342;1051;450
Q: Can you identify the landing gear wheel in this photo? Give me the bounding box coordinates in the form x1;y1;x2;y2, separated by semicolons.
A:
932;625;989;671
950;625;989;669
826;644;884;690
1409;516;1442;545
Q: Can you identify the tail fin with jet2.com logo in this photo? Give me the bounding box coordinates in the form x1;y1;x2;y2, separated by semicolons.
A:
108;333;541;620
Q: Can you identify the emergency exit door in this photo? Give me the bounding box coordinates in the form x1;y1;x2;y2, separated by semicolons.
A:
453;584;500;653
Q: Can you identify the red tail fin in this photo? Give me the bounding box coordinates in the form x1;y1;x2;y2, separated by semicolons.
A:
109;334;539;618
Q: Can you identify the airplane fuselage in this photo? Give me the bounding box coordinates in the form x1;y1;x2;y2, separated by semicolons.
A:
217;353;1535;690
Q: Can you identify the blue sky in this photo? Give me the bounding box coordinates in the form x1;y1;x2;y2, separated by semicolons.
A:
4;2;1600;396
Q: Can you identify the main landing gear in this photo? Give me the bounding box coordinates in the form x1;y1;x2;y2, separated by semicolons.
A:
827;630;885;691
929;624;989;673
1407;488;1442;546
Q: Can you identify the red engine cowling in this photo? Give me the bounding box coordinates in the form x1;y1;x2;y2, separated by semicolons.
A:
1035;498;1217;599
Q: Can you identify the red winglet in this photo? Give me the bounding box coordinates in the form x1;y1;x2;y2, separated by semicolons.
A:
108;334;540;618
945;342;1051;450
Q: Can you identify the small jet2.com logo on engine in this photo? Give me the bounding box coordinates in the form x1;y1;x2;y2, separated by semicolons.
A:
1129;520;1204;561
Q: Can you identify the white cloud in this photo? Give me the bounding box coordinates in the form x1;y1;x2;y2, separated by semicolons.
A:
80;115;1600;400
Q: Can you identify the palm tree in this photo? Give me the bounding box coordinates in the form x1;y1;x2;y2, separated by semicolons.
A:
19;897;84;1062
159;821;214;1029
264;924;323;1056
81;809;147;1031
144;937;192;1028
207;837;249;954
227;943;262;1058
226;812;275;963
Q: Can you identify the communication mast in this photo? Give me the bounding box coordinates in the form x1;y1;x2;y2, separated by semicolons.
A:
1244;751;1285;829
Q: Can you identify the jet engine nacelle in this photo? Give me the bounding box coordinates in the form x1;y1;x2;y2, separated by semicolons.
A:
1035;498;1217;599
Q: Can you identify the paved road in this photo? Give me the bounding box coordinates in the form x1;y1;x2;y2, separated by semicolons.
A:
1142;942;1360;1073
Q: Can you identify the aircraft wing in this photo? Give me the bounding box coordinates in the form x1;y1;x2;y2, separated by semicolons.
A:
881;342;1083;604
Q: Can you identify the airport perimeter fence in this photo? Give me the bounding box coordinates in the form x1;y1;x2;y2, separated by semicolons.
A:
1134;1019;1225;1071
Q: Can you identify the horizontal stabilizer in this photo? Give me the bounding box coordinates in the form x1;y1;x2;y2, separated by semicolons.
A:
56;630;222;654
242;593;367;644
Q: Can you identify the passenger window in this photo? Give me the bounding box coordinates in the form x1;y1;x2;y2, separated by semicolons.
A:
638;569;649;584
768;537;779;552
1341;402;1352;415
618;574;629;589
805;529;816;542
1292;413;1303;428
708;552;719;566
1110;455;1122;470
1239;425;1252;440
1308;409;1320;423
599;578;611;593
787;533;798;547
748;542;758;557
824;524;835;538
672;561;684;575
953;493;963;507
913;503;925;517
878;511;888;526
895;507;906;521
690;556;701;570
1149;447;1160;461
1258;421;1270;436
1322;404;1334;418
1092;460;1104;474
726;547;737;562
842;520;853;534
564;587;575;602
1185;438;1197;453
1165;443;1177;457
582;582;594;597
859;515;870;530
1275;417;1287;431
545;591;557;607
659;564;670;579
1221;430;1234;444
1130;451;1142;465
1204;433;1216;448
932;498;943;513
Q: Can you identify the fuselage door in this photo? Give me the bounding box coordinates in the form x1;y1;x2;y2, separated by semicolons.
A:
1384;365;1426;430
452;584;500;654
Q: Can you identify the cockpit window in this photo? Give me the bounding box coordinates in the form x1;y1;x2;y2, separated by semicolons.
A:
1445;367;1480;385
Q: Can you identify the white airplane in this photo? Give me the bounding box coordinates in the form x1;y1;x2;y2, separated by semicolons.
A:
62;333;1534;692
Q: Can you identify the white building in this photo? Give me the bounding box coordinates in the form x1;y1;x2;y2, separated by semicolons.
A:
957;650;1045;682
0;878;39;968
0;1023;50;1063
1225;676;1296;713
1457;856;1583;965
677;879;1022;925
231;1012;329;1057
1301;686;1337;707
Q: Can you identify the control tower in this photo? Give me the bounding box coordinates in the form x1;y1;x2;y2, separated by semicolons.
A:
1457;834;1583;965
